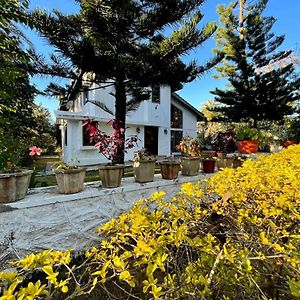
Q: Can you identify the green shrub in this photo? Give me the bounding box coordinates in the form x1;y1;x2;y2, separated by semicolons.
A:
234;125;262;141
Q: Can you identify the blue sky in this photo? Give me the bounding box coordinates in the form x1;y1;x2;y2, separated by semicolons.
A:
27;0;300;120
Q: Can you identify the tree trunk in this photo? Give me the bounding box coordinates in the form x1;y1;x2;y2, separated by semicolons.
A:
239;0;245;39
114;71;126;164
253;118;258;129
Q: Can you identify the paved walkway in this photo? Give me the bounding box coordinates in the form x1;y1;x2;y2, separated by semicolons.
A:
0;173;209;267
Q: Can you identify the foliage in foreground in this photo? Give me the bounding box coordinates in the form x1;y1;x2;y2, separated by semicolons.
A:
1;146;300;299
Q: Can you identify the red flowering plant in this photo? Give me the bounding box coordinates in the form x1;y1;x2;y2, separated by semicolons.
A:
211;129;236;156
83;119;138;164
29;146;42;157
28;145;42;172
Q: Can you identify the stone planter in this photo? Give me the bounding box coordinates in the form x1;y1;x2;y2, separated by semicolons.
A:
55;168;86;194
0;170;33;203
201;160;216;173
99;164;124;188
159;160;181;180
236;140;259;154
133;160;156;183
216;157;234;170
181;157;200;176
232;157;247;169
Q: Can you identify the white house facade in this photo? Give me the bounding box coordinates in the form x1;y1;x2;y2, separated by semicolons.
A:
55;84;203;166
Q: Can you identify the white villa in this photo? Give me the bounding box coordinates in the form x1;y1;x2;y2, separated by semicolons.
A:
55;84;204;166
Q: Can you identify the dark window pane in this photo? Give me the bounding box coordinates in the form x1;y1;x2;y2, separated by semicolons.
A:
83;90;88;104
171;104;183;128
82;121;97;146
64;127;67;146
152;85;160;103
171;130;183;153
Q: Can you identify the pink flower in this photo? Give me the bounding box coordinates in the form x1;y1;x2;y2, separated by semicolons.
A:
29;146;42;156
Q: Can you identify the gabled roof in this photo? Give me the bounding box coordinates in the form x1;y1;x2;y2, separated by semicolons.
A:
171;92;204;120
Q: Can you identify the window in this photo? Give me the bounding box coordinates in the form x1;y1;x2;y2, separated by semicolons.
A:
171;130;183;153
82;90;89;105
64;127;67;146
171;104;183;128
151;85;160;103
82;121;97;146
170;105;183;152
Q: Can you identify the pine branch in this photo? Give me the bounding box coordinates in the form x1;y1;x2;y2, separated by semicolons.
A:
86;100;114;116
154;11;216;58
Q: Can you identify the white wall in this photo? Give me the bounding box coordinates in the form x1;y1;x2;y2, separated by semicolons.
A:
75;84;171;127
63;120;89;165
158;127;171;156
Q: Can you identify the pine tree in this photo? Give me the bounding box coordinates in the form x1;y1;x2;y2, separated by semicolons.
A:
30;0;220;163
211;0;300;127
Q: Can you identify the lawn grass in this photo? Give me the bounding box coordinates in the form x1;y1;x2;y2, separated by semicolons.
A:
33;170;100;187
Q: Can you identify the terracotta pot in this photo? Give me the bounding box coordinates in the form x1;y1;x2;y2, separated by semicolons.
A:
181;157;200;176
55;168;86;194
159;161;180;180
133;160;156;183
0;170;33;203
236;140;259;154
99;164;124;188
216;157;234;170
202;160;216;173
281;140;297;148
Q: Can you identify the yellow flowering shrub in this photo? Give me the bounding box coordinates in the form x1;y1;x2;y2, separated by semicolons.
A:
0;146;300;299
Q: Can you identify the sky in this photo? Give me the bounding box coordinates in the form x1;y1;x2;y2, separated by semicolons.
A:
27;0;300;120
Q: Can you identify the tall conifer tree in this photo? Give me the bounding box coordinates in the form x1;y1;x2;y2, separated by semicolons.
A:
211;0;300;126
31;0;220;163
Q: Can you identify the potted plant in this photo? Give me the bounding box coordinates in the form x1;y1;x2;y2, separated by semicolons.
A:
54;162;86;194
159;157;181;180
235;125;261;154
0;167;33;203
196;123;215;151
0;145;36;203
211;130;235;169
281;118;300;148
200;151;217;173
133;149;157;183
216;153;234;170
176;136;201;176
84;118;138;188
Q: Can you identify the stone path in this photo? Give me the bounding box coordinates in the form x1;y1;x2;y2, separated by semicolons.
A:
0;173;209;267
